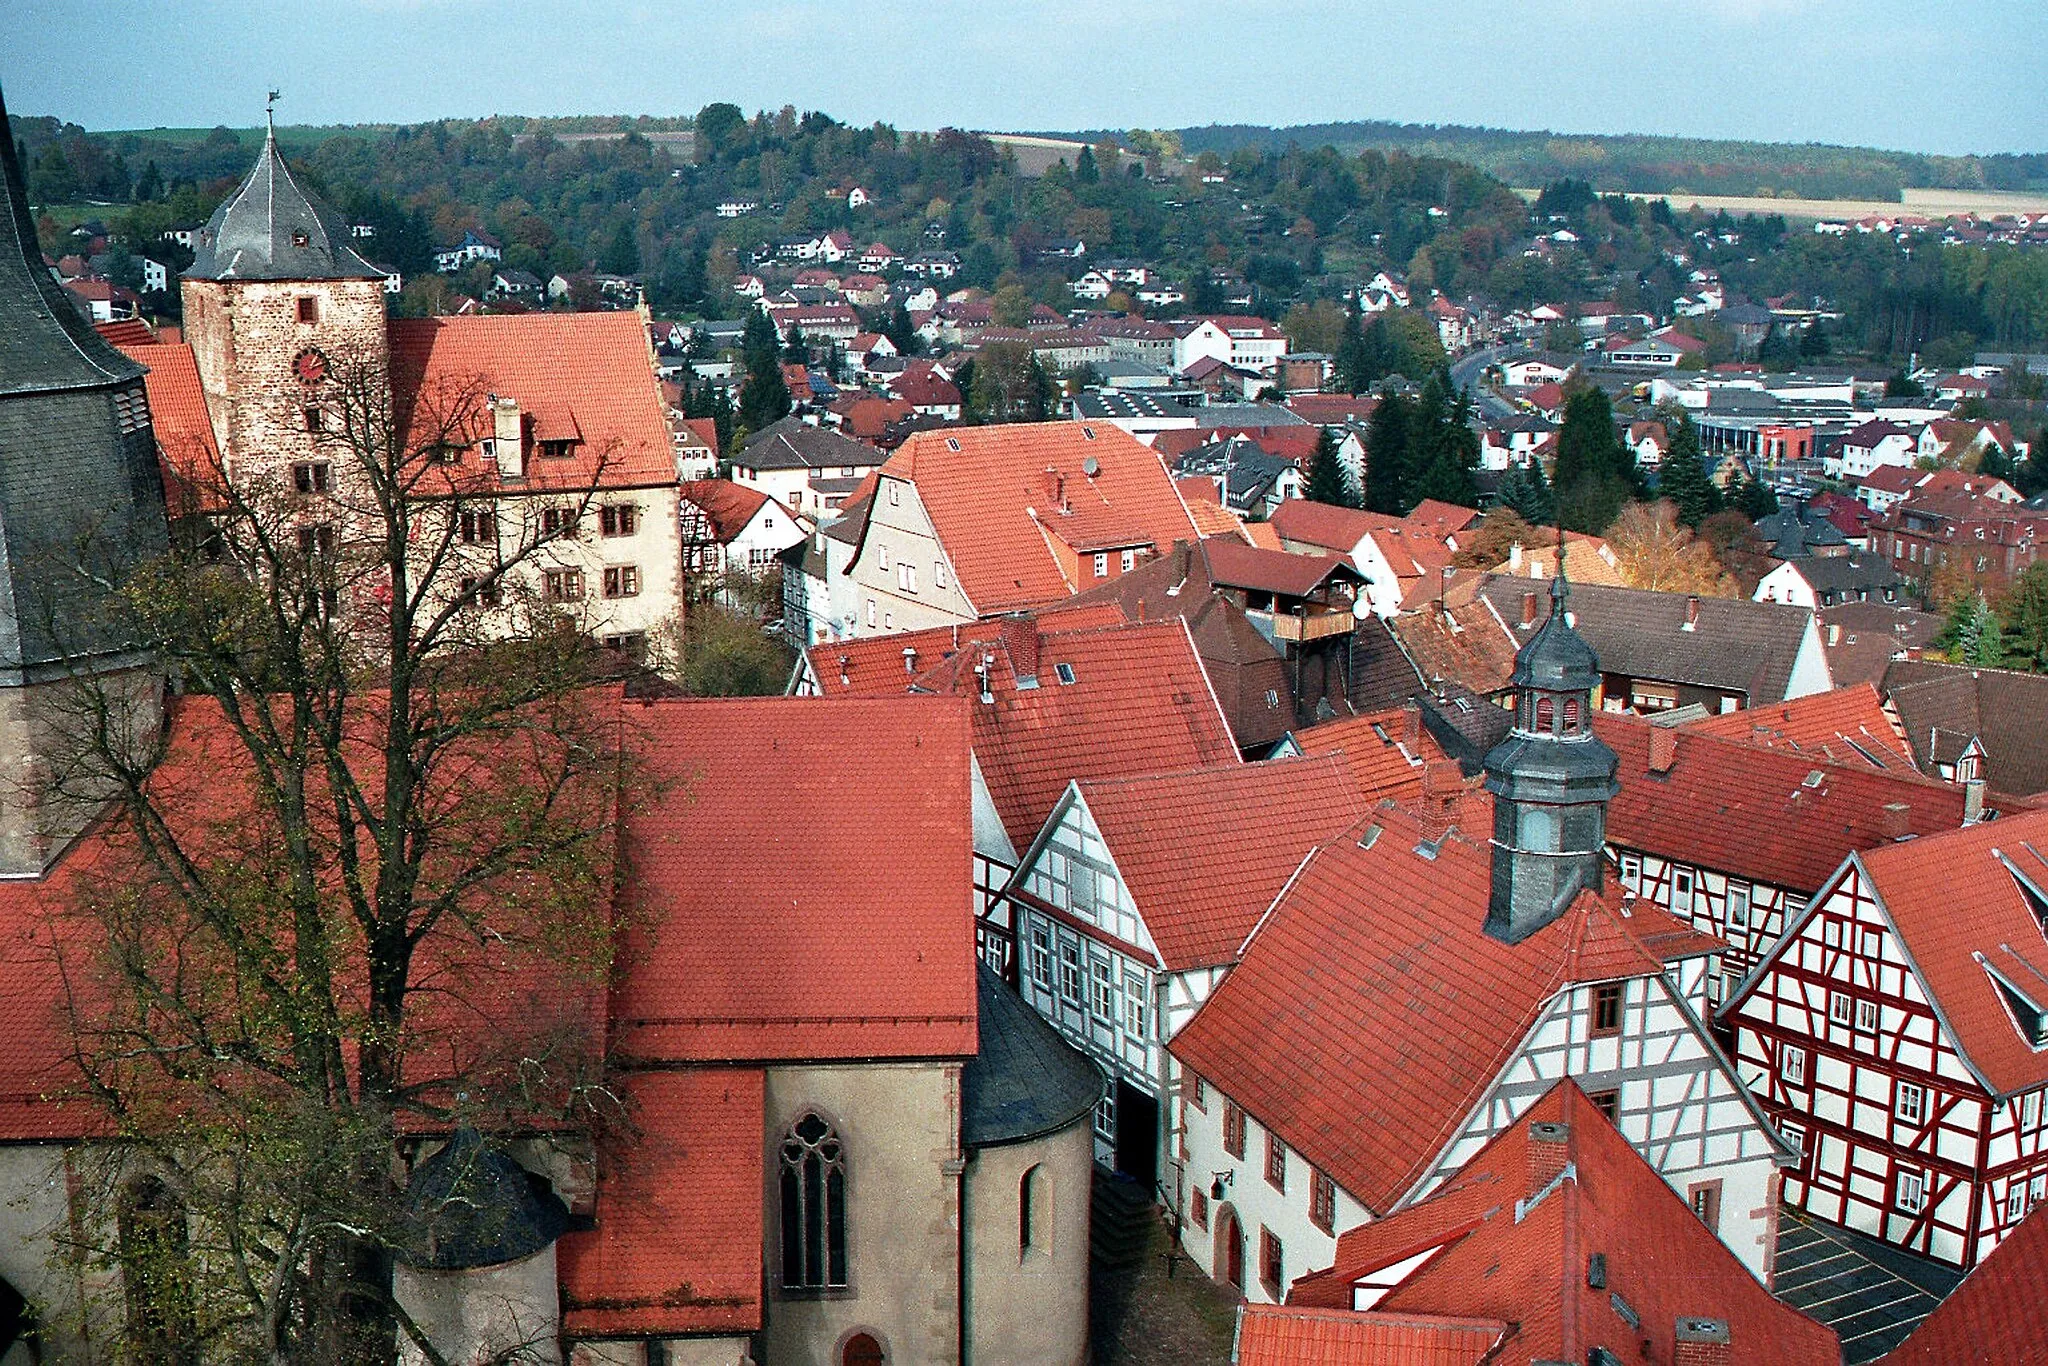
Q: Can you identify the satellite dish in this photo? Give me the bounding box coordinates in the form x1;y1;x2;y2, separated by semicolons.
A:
1082;455;1101;477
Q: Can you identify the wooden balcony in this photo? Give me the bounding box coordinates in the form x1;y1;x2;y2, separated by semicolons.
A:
1270;609;1355;643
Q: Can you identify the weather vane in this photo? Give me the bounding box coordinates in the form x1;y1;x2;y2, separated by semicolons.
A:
266;89;281;134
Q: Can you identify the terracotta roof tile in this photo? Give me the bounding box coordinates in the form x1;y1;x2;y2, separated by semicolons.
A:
1881;1201;2048;1364
611;697;978;1062
557;1067;764;1336
387;312;675;491
1288;708;1444;801
1170;803;1709;1213
1598;711;1969;893
1065;755;1370;969
875;422;1200;614
807;618;1238;852
115;339;225;513
1681;683;1914;770
678;479;780;542
1284;1081;1838;1365
1233;1305;1507;1366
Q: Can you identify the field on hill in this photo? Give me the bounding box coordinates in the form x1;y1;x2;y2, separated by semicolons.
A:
1512;185;2048;222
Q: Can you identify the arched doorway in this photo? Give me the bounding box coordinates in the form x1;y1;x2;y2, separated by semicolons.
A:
1214;1206;1244;1292
843;1331;885;1366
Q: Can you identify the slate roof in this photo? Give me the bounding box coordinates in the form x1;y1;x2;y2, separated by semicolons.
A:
739;414;887;472
1057;755;1371;970
871;422;1200;615
400;1128;571;1270
1882;659;2048;797
1173;437;1296;510
1818;602;1940;691
1474;578;1823;706
1596;710;1967;892
806;617;1239;853
1739;806;2048;1098
1169;801;1718;1214
610;697;978;1062
1757;505;1849;557
1068;390;1203;421
1284;1082;1839;1366
962;964;1102;1147
387;313;675;491
1880;1201;2048;1365
557;1067;765;1337
1776;549;1900;601
184;128;384;282
1680;683;1914;771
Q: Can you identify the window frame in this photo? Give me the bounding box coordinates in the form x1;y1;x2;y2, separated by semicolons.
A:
1830;991;1855;1027
1309;1169;1336;1234
292;461;331;495
1782;1043;1807;1085
1896;1168;1926;1215
1259;1226;1283;1296
778;1111;849;1292
599;503;639;537
1896;1081;1926;1125
1264;1131;1287;1193
1222;1101;1247;1160
602;565;642;599
1591;982;1623;1037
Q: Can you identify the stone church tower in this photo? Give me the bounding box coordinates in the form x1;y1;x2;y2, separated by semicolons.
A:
181;116;390;489
0;80;169;875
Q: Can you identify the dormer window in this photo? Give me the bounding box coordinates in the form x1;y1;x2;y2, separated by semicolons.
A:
290;231;310;249
539;440;576;460
1987;965;2048;1048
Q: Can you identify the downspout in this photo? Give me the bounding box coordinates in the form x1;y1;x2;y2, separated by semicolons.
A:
957;1148;973;1366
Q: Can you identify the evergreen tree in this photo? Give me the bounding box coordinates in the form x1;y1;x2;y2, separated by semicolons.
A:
783;325;809;363
883;303;922;356
1552;387;1633;532
1363;392;1414;514
1075;145;1099;184
1734;473;1779;519
1305;428;1352;506
1333;305;1370;394
1939;591;2005;668
1799;318;1830;357
737;308;792;431
1658;414;1720;528
2001;564;2048;672
1408;369;1480;510
1497;459;1555;526
600;219;640;275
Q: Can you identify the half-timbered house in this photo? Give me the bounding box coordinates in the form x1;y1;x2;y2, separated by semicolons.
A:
1007;755;1371;1193
1723;808;2048;1268
1167;579;1797;1300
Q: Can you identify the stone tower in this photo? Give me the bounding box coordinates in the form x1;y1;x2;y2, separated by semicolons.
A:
0;79;169;874
1480;569;1619;943
181;115;389;489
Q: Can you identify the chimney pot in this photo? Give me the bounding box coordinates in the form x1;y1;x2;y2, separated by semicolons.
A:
1673;1317;1733;1366
492;396;525;480
1964;778;1985;823
1527;1120;1570;1191
1000;616;1040;684
1649;726;1679;774
1881;801;1912;841
1403;700;1423;748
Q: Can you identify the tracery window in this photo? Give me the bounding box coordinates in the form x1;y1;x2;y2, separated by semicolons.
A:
780;1112;848;1289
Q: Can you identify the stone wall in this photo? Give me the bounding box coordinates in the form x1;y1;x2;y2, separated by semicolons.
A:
962;1121;1092;1366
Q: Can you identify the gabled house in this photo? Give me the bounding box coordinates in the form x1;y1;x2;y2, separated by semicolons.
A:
1256;1082;1839;1366
1722;807;2048;1268
678;479;804;586
1009;756;1373;1187
795;615;1239;977
1882;658;2048;798
844;422;1201;633
1836;420;1917;480
730;416;889;519
1169;588;1795;1299
1267;501;1461;619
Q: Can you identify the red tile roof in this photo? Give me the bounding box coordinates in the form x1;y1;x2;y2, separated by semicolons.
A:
1596;711;1968;893
1880;1201;2048;1364
115;339;225;513
806;618;1239;853
1062;755;1370;969
1233;1304;1507;1366
678;479;780;542
93;317;158;347
1286;1081;1838;1366
872;422;1200;614
1170;802;1716;1213
1288;708;1444;802
1284;394;1381;426
1824;807;2048;1095
1199;538;1355;597
557;1067;765;1336
610;697;978;1062
387;312;675;491
1680;683;1915;771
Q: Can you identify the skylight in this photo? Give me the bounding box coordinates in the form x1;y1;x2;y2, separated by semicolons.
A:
1984;963;2048;1049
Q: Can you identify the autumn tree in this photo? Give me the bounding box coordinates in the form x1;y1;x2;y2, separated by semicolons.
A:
1454;507;1539;569
46;343;639;1364
1607;500;1734;595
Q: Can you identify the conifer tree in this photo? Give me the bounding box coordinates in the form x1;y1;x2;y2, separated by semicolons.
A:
1364;391;1415;514
1658;413;1720;528
1497;459;1555;526
738;308;792;430
1306;427;1353;506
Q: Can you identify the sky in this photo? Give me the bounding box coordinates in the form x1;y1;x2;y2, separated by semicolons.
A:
2;0;2043;155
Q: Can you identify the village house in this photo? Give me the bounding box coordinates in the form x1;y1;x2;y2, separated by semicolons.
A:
1168;586;1797;1303
842;422;1201;635
1882;658;2048;800
730;415;889;519
1835;419;1918;479
1172;316;1290;376
1242;1081;1839;1366
678;479;804;587
1871;483;2048;591
1723;807;2048;1269
1267;500;1466;619
433;228;501;271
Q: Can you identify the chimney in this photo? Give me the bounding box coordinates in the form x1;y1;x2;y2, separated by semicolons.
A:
1522;589;1540;627
902;646;918;674
1508;543;1523;574
1526;1120;1570;1194
1000;616;1040;685
1673;1318;1732;1366
1649;727;1679;775
1880;801;1912;841
1402;700;1422;749
1964;777;1986;824
1416;760;1462;846
1683;594;1700;631
1828;622;1842;646
491;396;525;480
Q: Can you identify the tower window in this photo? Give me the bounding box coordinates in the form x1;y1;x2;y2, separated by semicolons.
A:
292;462;331;495
303;407;324;433
296;296;319;324
1535;695;1555;733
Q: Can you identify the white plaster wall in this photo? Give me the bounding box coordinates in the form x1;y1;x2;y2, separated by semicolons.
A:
394;1245;562;1365
962;1123;1091;1366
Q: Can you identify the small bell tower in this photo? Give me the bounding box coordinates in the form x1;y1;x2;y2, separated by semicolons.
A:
1480;559;1618;943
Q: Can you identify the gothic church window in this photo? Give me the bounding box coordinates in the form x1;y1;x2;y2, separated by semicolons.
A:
780;1112;848;1289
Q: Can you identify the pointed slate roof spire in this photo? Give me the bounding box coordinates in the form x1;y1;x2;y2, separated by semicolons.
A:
184;106;383;282
0;81;146;396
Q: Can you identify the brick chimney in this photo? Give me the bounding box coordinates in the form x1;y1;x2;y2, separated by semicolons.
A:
1649;726;1679;775
1000;616;1040;685
491;396;525;480
1402;700;1422;749
1881;801;1912;840
1416;760;1462;846
1526;1120;1570;1193
1673;1317;1732;1366
1683;594;1700;631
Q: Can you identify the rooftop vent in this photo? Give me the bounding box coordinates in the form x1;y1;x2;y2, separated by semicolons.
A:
1082;455;1101;477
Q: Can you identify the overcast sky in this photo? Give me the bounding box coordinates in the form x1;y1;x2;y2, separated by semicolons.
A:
4;0;2042;155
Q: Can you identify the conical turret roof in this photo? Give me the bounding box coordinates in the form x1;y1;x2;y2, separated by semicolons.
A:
184;122;383;282
0;82;146;396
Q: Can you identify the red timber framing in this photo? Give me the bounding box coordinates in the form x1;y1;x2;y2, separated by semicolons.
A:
1724;857;2048;1267
1616;845;1805;1008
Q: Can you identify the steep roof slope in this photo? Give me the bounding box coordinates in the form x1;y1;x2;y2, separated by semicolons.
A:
1284;1082;1839;1366
876;421;1200;614
1233;1304;1507;1366
1883;658;2048;797
1169;802;1716;1213
183;127;384;282
611;696;978;1062
1682;683;1913;770
1879;1201;2048;1365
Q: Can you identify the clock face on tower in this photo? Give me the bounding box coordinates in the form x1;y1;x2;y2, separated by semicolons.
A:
292;347;329;387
